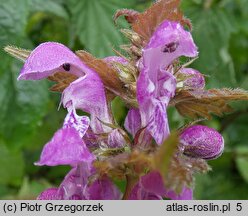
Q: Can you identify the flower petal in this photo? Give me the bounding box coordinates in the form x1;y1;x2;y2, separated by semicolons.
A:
63;108;90;138
165;187;193;200
35;127;95;166
57;164;91;200
140;171;167;196
37;188;61;200
137;20;197;145
107;129;125;148
129;184;162;200
62;75;111;134
54;164;121;200
129;172;165;200
124;108;141;137
129;171;192;200
19;42;91;80
144;20;198;68
137;68;176;144
88;177;122;200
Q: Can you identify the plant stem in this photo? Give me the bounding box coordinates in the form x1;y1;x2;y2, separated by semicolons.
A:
122;174;138;200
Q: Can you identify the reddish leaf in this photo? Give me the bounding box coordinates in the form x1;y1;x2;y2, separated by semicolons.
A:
131;0;190;43
171;88;248;119
48;72;78;92
76;50;124;95
113;9;140;24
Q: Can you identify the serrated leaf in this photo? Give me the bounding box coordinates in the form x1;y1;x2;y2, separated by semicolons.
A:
68;0;134;57
0;61;50;150
0;0;29;47
28;0;69;19
0;0;50;150
172;88;248;119
182;3;237;87
132;0;188;44
113;9;139;24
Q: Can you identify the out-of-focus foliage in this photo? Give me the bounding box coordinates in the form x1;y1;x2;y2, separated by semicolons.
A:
0;0;247;199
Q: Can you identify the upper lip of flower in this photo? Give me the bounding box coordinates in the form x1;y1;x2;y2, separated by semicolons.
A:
18;42;88;80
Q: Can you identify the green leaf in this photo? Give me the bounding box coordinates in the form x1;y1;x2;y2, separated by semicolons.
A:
182;2;237;87
0;141;24;186
111;97;127;126
28;0;69;19
0;0;50;150
17;177;52;199
0;0;29;47
235;146;248;183
0;58;50;150
195;152;248;199
68;0;135;57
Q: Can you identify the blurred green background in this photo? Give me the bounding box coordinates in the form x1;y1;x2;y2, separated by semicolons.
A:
0;0;248;199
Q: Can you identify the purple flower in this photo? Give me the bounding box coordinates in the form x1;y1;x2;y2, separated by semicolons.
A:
62;75;111;134
137;20;198;144
108;129;126;148
124;108;152;147
129;171;192;200
144;21;198;68
124;108;141;137
35;109;94;167
88;176;122;200
179;68;205;89
18;42;88;80
37;188;61;200
19;42;112;134
180;125;224;160
11;0;230;200
19;42;123;200
37;163;121;200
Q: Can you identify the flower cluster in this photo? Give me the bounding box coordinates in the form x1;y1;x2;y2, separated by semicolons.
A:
6;0;248;200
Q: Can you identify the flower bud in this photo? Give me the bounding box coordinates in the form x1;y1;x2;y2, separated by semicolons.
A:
120;29;143;47
178;68;205;89
180;125;224;160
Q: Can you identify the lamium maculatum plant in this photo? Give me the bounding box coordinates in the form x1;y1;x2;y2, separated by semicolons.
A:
5;0;248;200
